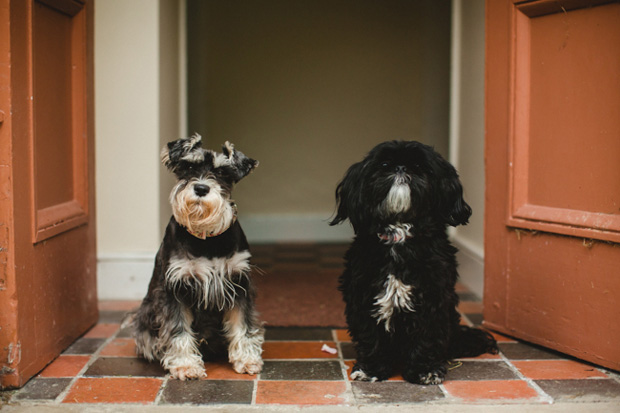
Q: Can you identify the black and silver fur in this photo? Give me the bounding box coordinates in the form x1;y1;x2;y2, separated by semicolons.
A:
131;134;263;380
330;140;497;385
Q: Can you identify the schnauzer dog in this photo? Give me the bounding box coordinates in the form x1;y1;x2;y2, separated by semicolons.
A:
330;140;497;385
131;134;264;380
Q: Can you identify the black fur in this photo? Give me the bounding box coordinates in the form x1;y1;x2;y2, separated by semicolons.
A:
331;140;497;385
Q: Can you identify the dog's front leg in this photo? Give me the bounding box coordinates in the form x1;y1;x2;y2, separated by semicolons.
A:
350;327;394;381
401;327;449;385
160;304;206;380
223;302;264;375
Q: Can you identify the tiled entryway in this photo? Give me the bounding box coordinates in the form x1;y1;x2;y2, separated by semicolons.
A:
2;244;620;410
6;301;620;408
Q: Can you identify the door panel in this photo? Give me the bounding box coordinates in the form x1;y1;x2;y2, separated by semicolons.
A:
33;0;89;243
0;0;96;389
485;0;620;371
509;1;620;242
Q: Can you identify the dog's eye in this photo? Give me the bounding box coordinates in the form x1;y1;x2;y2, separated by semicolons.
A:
381;162;390;168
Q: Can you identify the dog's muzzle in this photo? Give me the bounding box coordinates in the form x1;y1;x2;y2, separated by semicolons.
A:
393;169;411;185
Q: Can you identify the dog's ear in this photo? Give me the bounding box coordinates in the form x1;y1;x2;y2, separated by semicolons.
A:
221;141;259;182
330;160;367;232
161;134;204;171
429;154;472;227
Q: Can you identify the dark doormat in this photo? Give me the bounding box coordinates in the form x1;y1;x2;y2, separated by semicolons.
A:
251;243;347;328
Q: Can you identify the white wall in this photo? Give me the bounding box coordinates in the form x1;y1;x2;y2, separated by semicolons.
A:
95;0;183;299
95;0;161;255
450;0;486;297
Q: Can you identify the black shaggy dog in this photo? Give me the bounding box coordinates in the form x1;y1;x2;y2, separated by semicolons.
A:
330;140;497;385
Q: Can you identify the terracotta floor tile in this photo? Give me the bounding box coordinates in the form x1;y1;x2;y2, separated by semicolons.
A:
334;329;351;342
512;360;608;380
63;377;162;404
98;300;141;311
203;360;256;380
444;380;540;401
256;381;347;405
457;352;502;361
83;323;120;338
490;331;518;342
99;338;137;357
38;355;90;378
262;341;339;359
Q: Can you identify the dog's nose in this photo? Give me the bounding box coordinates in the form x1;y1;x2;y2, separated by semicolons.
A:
396;165;407;173
194;184;210;197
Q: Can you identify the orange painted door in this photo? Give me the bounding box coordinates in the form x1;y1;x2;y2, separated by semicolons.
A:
0;0;97;388
484;0;620;371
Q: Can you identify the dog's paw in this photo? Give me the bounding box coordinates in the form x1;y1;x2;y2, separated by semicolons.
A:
416;370;445;385
403;366;446;385
350;369;379;382
169;364;207;381
232;359;263;375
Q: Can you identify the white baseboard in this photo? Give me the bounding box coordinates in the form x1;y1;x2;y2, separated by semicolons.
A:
97;253;155;300
240;214;354;243
451;236;484;298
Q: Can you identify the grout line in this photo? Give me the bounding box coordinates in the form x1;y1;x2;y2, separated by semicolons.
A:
498;352;554;404
459;311;475;327
251;377;259;405
438;383;451;402
333;328;356;406
153;376;169;405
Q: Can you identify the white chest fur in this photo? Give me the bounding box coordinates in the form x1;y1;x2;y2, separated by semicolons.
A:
165;250;252;310
372;274;415;332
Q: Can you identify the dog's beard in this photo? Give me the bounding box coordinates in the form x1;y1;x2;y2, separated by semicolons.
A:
171;179;235;235
380;176;411;216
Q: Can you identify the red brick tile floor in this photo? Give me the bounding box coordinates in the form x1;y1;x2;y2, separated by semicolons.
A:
2;244;620;411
